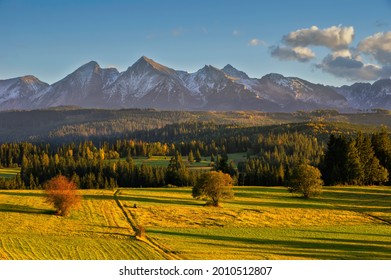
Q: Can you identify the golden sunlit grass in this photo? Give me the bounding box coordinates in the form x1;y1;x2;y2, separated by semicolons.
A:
0;190;164;260
1;185;390;260
126;203;374;229
118;186;391;260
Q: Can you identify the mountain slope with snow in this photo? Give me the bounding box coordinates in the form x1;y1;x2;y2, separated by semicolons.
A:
0;76;48;110
336;79;391;109
103;56;200;109
1;56;390;112
31;61;119;108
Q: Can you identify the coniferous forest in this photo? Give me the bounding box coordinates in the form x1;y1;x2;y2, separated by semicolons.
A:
1;109;391;190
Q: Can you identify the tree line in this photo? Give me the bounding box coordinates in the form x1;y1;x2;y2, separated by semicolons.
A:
1;127;391;189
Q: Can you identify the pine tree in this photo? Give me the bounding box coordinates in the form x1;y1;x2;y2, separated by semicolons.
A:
195;149;202;162
372;127;391;182
165;151;188;186
345;140;364;185
188;150;194;163
356;133;388;185
321;135;348;185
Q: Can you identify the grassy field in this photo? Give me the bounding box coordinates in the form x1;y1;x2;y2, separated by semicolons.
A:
0;189;166;260
0;167;20;178
109;152;247;170
118;186;391;260
0;185;390;260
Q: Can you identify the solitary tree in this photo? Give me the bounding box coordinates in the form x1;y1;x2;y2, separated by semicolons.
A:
287;164;323;199
192;171;234;206
44;175;81;216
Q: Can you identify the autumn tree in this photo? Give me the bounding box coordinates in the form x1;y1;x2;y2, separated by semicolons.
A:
192;171;234;206
288;164;323;199
44;175;81;216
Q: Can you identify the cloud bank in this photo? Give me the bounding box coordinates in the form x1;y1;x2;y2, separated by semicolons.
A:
283;25;354;50
271;25;391;81
358;32;391;64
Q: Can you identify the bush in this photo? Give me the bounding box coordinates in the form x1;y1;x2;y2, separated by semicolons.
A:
44;175;81;216
135;225;146;238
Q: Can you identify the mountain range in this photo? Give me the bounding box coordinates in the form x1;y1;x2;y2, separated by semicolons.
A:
1;56;391;112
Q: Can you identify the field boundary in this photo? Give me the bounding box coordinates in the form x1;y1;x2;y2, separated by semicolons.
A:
113;189;181;260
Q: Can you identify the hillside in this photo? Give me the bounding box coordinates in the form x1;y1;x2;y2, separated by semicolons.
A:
0;108;390;143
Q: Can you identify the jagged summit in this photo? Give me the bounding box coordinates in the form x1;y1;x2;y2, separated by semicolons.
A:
222;64;249;79
130;56;176;75
0;56;390;112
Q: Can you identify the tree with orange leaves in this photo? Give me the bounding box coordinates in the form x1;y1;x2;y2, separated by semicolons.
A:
44;175;81;216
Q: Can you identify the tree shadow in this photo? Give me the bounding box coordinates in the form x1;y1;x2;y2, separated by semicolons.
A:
119;195;202;206
82;194;114;200
0;191;46;197
0;203;55;215
294;229;391;238
148;229;391;259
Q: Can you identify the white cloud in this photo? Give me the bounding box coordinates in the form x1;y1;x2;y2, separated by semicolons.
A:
270;45;315;62
269;25;391;82
233;30;240;36
358;32;391;64
248;38;265;46
330;49;352;59
283;25;354;50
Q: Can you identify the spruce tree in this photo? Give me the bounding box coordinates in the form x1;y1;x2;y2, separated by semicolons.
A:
345;140;364;185
372;127;391;181
322;135;348;185
188;150;194;163
356;133;388;185
165;151;188;186
195;149;202;162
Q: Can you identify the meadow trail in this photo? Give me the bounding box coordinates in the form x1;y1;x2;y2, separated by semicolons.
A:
113;189;181;260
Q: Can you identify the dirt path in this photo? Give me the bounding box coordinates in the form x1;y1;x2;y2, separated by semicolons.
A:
113;189;181;260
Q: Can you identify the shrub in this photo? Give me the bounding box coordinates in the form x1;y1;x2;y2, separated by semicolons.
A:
135;225;146;238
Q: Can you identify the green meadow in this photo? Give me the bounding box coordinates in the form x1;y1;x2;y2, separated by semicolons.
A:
0;168;20;179
1;185;389;260
107;152;247;170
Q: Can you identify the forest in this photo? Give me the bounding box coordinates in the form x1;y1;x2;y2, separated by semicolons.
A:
1;114;391;190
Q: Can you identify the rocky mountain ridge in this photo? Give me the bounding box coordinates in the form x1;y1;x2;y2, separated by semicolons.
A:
1;56;390;112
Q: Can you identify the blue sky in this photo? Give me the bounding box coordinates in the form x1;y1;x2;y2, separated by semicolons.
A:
1;0;391;86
